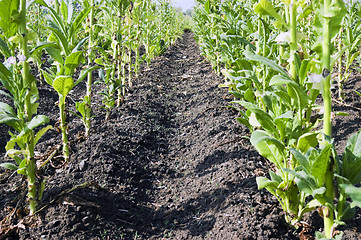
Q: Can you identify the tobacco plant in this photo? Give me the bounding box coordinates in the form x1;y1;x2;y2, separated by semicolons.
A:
42;51;86;162
337;0;361;101
0;0;51;214
194;0;361;238
39;0;98;143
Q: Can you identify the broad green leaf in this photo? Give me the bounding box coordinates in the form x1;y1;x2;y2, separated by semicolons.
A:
297;5;313;21
0;0;20;38
254;0;286;26
305;198;320;209
17;158;26;175
46;46;64;64
0;102;21;130
30;42;59;56
18;115;50;138
340;184;361;208
256;177;278;196
47;21;69;55
204;0;210;14
312;187;326;199
269;170;283;183
64;51;83;75
284;169;316;196
6;148;26;158
290;148;310;171
310;144;332;187
297;132;319;154
72;36;88;52
53;76;74;97
341;129;361;184
338;201;356;221
251;130;286;168
270;75;309;110
75;101;86;116
299;59;310;85
275;111;293;121
234;101;279;137
0;162;18;170
345;129;361;156
70;7;91;41
244;50;290;79
14;155;22;165
60;0;68;24
0;102;16;117
41;69;56;86
244;88;255;103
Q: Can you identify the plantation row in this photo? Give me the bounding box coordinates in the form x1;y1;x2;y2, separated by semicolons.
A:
192;0;361;239
0;0;186;216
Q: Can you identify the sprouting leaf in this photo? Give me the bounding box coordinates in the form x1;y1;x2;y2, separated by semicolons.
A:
75;65;101;86
251;130;286;168
34;125;53;145
17;115;50;139
53;76;74;97
0;162;18;170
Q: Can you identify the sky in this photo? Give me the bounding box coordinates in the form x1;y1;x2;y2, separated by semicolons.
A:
171;0;196;11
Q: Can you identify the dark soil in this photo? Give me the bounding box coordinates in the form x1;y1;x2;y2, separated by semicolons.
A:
1;31;361;240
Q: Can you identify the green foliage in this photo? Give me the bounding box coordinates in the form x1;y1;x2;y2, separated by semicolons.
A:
194;0;361;237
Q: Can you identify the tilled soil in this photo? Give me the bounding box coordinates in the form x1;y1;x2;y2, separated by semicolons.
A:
1;31;361;240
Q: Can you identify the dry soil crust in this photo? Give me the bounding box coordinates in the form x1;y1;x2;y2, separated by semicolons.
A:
1;31;361;240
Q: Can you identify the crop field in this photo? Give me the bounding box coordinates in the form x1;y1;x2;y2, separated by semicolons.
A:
0;0;361;239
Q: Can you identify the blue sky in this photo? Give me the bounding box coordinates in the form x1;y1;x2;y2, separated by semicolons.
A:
171;0;196;11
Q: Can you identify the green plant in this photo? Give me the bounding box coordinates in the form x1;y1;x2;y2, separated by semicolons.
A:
42;51;86;161
194;0;361;238
0;0;51;214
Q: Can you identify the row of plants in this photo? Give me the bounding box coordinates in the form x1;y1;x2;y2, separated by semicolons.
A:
0;0;185;216
193;0;361;239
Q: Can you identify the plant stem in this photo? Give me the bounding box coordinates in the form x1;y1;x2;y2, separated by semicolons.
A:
338;28;343;101
289;2;297;81
20;0;39;215
85;0;94;137
322;0;334;237
59;98;70;162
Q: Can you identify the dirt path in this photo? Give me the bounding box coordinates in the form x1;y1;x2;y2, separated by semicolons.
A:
1;31;361;240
